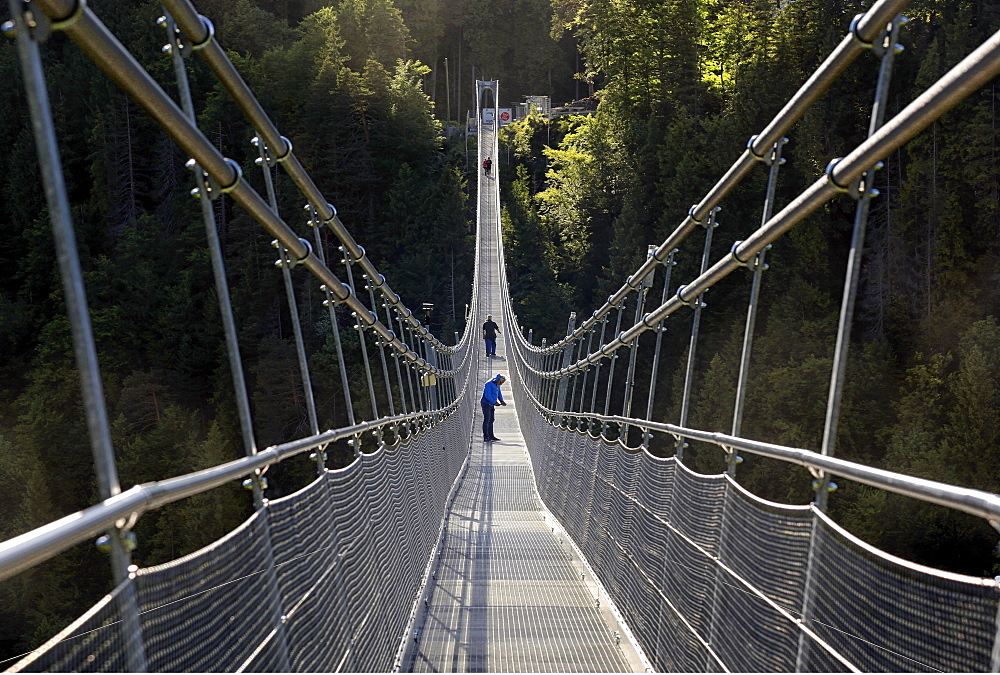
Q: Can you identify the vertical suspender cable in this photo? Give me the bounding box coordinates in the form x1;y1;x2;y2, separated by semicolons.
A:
729;139;786;475
602;304;626;436
622;253;654;443
11;4;147;669
817;17;905;506
797;17;905;672
590;317;609;414
257;138;321;444
344;255;380;419
676;208;719;460
309;206;356;427
165;19;290;667
366;280;396;417
643;250;677;450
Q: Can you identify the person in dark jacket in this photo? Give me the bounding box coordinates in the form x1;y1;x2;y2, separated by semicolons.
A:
482;156;492;176
480;374;506;442
482;314;500;357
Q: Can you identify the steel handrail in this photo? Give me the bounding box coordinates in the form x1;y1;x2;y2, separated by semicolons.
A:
533;26;1000;378
527;404;1000;529
0;400;466;584
520;0;910;356
156;0;457;355
30;0;459;375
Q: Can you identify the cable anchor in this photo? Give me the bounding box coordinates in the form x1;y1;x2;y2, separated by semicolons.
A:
273;237;312;268
675;285;707;309
825;157;883;200
186;157;242;200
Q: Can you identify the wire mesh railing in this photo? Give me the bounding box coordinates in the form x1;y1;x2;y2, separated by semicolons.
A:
7;0;1000;670
499;1;1000;670
1;0;486;670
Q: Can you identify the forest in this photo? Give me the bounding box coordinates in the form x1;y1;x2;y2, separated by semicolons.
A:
0;0;998;663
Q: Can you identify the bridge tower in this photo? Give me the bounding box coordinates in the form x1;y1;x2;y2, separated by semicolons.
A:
476;80;499;124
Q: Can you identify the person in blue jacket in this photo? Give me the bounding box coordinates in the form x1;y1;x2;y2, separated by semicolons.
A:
481;374;506;442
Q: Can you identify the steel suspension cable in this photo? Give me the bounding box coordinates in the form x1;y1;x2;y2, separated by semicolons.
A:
676;208;718;459
365;277;396;417
532;27;1000;382
257;138;323;448
8;3;147;670
729;138;785;475
309;206;357;427
643;249;677;450
343;255;380;419
22;0;456;380
511;0;912;360
817;16;906;506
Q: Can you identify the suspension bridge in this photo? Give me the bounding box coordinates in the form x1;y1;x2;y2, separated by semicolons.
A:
3;0;1000;671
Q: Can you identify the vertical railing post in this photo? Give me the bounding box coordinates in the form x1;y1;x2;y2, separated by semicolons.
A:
643;250;677;450
255;137;321;444
579;327;595;420
364;277;396;417
555;312;577;410
816;15;904;508
344;254;380;419
676;207;718;460
729;138;786;475
159;16;291;667
589;316;609;435
797;17;905;672
622;245;656;443
426;344;440;410
601;303;626;436
391;308;410;414
309;207;356;427
401;320;420;411
567;337;584;414
10;5;148;669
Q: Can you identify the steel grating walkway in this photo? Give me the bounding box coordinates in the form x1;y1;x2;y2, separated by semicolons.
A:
405;122;645;673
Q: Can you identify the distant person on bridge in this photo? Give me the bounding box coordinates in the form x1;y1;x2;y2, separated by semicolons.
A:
483;156;492;176
481;374;506;442
483;315;500;357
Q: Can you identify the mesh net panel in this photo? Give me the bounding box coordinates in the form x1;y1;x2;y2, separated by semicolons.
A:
15;409;470;673
12;584;129;672
514;391;1000;673
805;512;998;672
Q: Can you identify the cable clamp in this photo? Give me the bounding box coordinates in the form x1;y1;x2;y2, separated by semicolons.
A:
826;157;882;200
824;157;851;194
675;285;694;308
746;134;768;162
275;136;293;163
219;158;243;194
848;13;875;49
273;237;312;268
687;204;709;229
730;241;751;267
185;158;241;200
321;203;339;224
190;15;215;51
49;0;87;31
676;285;707;309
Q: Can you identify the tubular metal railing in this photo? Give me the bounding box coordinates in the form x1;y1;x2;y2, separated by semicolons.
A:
6;0;1000;670
520;0;910;357
2;0;483;670
506;1;1000;527
499;3;1000;670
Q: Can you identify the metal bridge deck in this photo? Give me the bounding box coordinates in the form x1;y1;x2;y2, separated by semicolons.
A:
406;123;643;673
